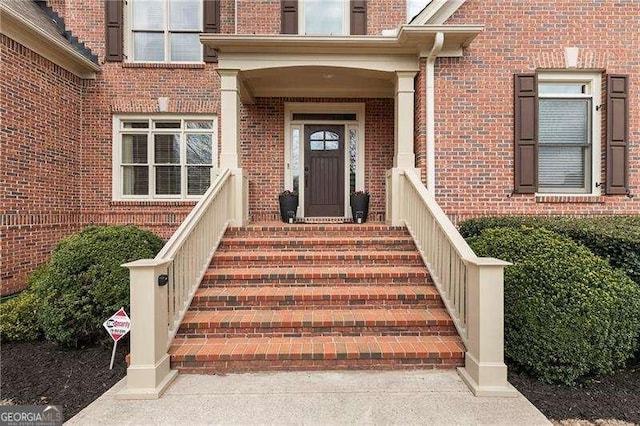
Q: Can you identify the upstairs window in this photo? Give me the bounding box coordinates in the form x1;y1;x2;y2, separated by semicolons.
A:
301;0;348;35
130;0;203;62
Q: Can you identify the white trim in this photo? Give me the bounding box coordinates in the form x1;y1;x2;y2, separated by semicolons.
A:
299;0;350;36
535;71;602;196
284;103;365;218
409;0;467;25
112;115;218;201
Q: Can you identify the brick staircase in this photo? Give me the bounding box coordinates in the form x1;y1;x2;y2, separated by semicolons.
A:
169;223;465;373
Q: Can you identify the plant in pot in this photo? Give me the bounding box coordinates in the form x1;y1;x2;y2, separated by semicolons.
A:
278;190;298;223
350;190;370;223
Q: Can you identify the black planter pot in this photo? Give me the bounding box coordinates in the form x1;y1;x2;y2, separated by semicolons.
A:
350;193;370;223
278;194;299;223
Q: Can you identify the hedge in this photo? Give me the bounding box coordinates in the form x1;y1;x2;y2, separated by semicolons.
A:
459;216;640;285
32;225;164;347
468;227;640;384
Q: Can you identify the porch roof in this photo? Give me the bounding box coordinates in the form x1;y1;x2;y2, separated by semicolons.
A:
201;25;483;58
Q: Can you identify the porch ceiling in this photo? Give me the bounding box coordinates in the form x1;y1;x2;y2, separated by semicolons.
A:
241;66;395;99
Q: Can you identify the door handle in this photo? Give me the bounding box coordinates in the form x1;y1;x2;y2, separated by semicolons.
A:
304;166;309;188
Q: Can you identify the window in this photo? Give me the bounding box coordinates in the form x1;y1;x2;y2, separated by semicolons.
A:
300;0;349;35
537;73;601;194
113;116;217;200
129;0;202;62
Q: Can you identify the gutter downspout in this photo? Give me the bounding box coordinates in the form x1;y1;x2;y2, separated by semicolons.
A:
235;0;238;34
426;32;444;194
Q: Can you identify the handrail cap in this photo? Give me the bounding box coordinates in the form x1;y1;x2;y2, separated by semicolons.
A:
122;258;173;269
467;257;512;267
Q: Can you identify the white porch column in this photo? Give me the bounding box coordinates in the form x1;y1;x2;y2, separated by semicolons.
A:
218;69;247;226
219;69;241;169
387;71;417;225
394;71;417;168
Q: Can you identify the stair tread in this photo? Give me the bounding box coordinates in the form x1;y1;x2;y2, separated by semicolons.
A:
194;285;440;301
180;308;453;327
170;335;465;360
222;236;413;242
213;250;422;259
204;266;428;278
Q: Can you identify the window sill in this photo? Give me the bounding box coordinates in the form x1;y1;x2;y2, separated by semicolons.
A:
110;200;198;207
535;195;605;204
122;62;206;69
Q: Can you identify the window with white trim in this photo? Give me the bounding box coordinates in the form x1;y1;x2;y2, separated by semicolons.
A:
128;0;202;62
113;116;217;200
537;73;601;194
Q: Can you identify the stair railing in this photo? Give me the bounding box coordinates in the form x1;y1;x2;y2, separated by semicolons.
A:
399;169;515;396
119;168;235;399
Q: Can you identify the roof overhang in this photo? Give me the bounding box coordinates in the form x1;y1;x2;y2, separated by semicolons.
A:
201;25;483;58
0;4;100;79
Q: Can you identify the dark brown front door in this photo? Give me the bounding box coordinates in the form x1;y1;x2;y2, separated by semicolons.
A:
304;125;345;217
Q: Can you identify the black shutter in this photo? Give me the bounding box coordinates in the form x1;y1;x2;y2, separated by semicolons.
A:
606;75;630;195
514;74;538;194
203;0;221;63
350;0;367;35
281;0;298;34
105;0;123;62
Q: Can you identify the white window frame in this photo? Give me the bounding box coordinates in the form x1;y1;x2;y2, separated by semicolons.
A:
298;0;350;35
124;0;203;63
536;72;601;196
112;115;218;201
284;103;365;218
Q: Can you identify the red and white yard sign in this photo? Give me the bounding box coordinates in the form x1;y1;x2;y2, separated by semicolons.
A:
103;308;130;369
103;308;131;342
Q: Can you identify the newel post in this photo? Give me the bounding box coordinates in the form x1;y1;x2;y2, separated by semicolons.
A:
117;259;178;399
458;257;517;397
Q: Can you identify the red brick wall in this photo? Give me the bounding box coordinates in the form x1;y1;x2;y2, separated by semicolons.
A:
430;0;640;222
1;36;84;295
242;98;394;222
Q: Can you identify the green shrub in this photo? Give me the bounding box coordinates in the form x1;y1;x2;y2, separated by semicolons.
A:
33;225;163;347
469;227;640;384
459;216;640;285
0;291;41;342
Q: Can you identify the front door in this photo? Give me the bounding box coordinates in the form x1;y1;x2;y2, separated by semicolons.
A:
304;125;345;217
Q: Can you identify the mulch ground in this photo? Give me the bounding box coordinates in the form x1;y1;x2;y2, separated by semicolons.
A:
0;339;128;420
508;360;640;424
2;339;640;423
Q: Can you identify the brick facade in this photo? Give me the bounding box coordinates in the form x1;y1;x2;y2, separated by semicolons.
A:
2;0;639;294
425;0;640;223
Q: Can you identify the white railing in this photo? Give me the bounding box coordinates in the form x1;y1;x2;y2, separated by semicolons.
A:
396;169;515;396
158;168;233;341
119;168;240;399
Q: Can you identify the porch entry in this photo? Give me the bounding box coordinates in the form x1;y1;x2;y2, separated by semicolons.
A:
285;103;365;219
304;125;345;217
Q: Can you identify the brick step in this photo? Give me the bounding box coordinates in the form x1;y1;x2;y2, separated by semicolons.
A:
170;335;465;373
217;236;416;251
176;308;456;338
225;224;409;238
201;266;431;287
210;250;424;267
190;285;443;310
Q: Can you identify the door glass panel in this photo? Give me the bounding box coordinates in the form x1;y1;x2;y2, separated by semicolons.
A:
325;131;339;140
292;128;300;194
325;141;339;150
310;141;324;151
349;129;357;194
310;131;324;140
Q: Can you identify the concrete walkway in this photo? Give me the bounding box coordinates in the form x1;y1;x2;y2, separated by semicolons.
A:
67;370;550;425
